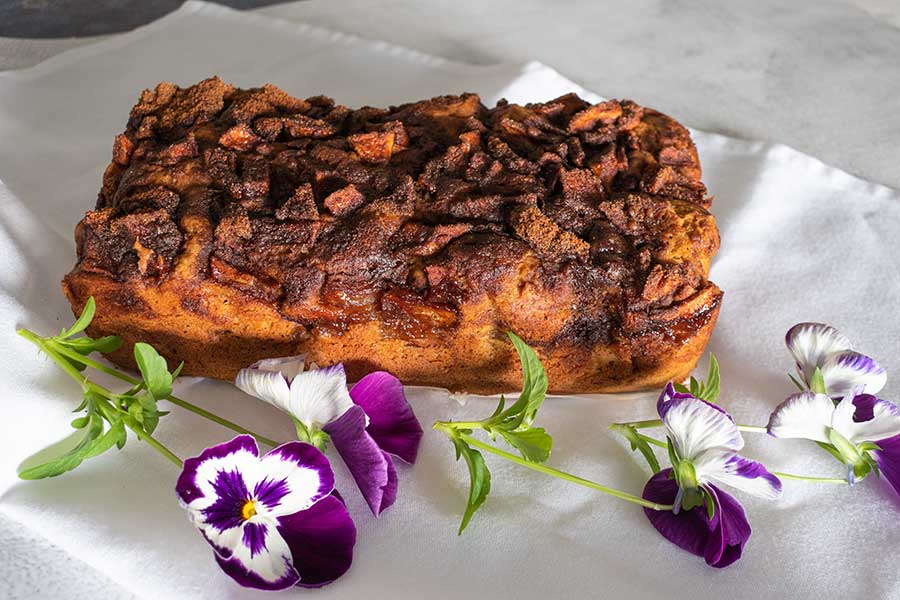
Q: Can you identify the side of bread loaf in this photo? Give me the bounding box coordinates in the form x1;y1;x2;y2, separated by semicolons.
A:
63;78;721;394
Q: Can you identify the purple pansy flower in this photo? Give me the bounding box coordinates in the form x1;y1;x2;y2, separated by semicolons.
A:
176;435;356;590
235;356;423;516
642;384;782;568
786;322;886;397
768;389;900;487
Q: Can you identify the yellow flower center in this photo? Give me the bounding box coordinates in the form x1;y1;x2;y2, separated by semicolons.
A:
241;499;257;520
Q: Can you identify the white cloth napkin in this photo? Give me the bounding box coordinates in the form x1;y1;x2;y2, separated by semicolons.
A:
1;2;898;598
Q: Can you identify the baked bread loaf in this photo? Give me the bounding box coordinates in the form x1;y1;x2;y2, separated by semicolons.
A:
62;78;721;394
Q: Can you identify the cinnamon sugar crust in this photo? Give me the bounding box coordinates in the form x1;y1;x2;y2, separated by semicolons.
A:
63;78;721;394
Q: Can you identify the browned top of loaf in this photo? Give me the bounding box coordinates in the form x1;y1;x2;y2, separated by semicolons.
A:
77;77;718;349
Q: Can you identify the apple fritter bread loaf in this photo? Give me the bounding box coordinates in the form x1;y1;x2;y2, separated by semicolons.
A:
62;77;721;394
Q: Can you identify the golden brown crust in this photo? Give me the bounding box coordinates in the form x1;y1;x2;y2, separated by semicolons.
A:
63;78;721;394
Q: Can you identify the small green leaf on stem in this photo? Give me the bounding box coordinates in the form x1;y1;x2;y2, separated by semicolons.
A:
788;372;806;391
810;368;827;395
498;427;552;463
19;404;125;480
452;436;492;535
61;297;95;339
689;376;701;397
133;343;174;401
60;335;123;355
700;354;721;403
506;332;548;428
673;382;691;395
609;423;661;473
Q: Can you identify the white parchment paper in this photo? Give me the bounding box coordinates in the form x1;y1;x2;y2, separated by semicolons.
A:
1;3;898;598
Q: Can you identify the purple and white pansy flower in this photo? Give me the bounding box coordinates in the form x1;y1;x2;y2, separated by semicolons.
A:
642;384;782;568
176;435;356;590
786;322;886;398
768;389;900;488
235;355;423;516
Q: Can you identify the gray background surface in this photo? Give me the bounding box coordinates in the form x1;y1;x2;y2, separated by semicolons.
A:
2;1;899;597
2;0;900;193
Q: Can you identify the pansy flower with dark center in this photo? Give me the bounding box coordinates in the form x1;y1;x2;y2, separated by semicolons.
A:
176;435;356;590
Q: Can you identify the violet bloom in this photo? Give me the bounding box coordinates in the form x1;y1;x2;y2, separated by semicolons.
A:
786;322;886;397
235;356;423;516
642;384;782;568
176;435;356;590
768;389;900;488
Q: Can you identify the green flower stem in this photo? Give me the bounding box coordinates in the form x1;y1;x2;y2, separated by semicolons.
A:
631;430;849;485
619;418;767;434
738;425;768;434
19;329;184;469
121;419;184;468
163;396;281;449
770;471;847;485
42;336;280;448
636;433;667;449
625;419;665;430
442;421;489;430
445;428;673;511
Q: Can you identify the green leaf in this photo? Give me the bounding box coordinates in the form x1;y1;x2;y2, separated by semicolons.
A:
70;416;89;429
610;424;661;474
61;297;95;339
666;436;679;468
672;382;691;395
689;376;701;397
498;427;552;463
142;408;162;435
133;343;173;401
699;354;720;403
72;395;89;413
18;415;123;480
128;400;144;424
489;396;506;420
81;420;126;460
61;335;123;355
815;441;846;463
452;437;491;535
506;332;548;428
787;372;806;392
810;368;827;395
171;361;185;379
294;417;311;443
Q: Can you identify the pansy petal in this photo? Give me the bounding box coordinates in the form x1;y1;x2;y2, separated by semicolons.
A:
656;382;697;420
785;322;852;383
250;355;307;382
766;391;834;443
235;368;292;413
704;485;751;568
324;405;397;516
821;351;887;397
831;393;900;444
695;453;782;499
214;517;300;591
642;469;712;558
288;364;355;429
253;442;335;517
277;494;357;588
661;395;743;461
641;470;749;568
350;371;423;463
176;435;259;506
872;434;900;496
